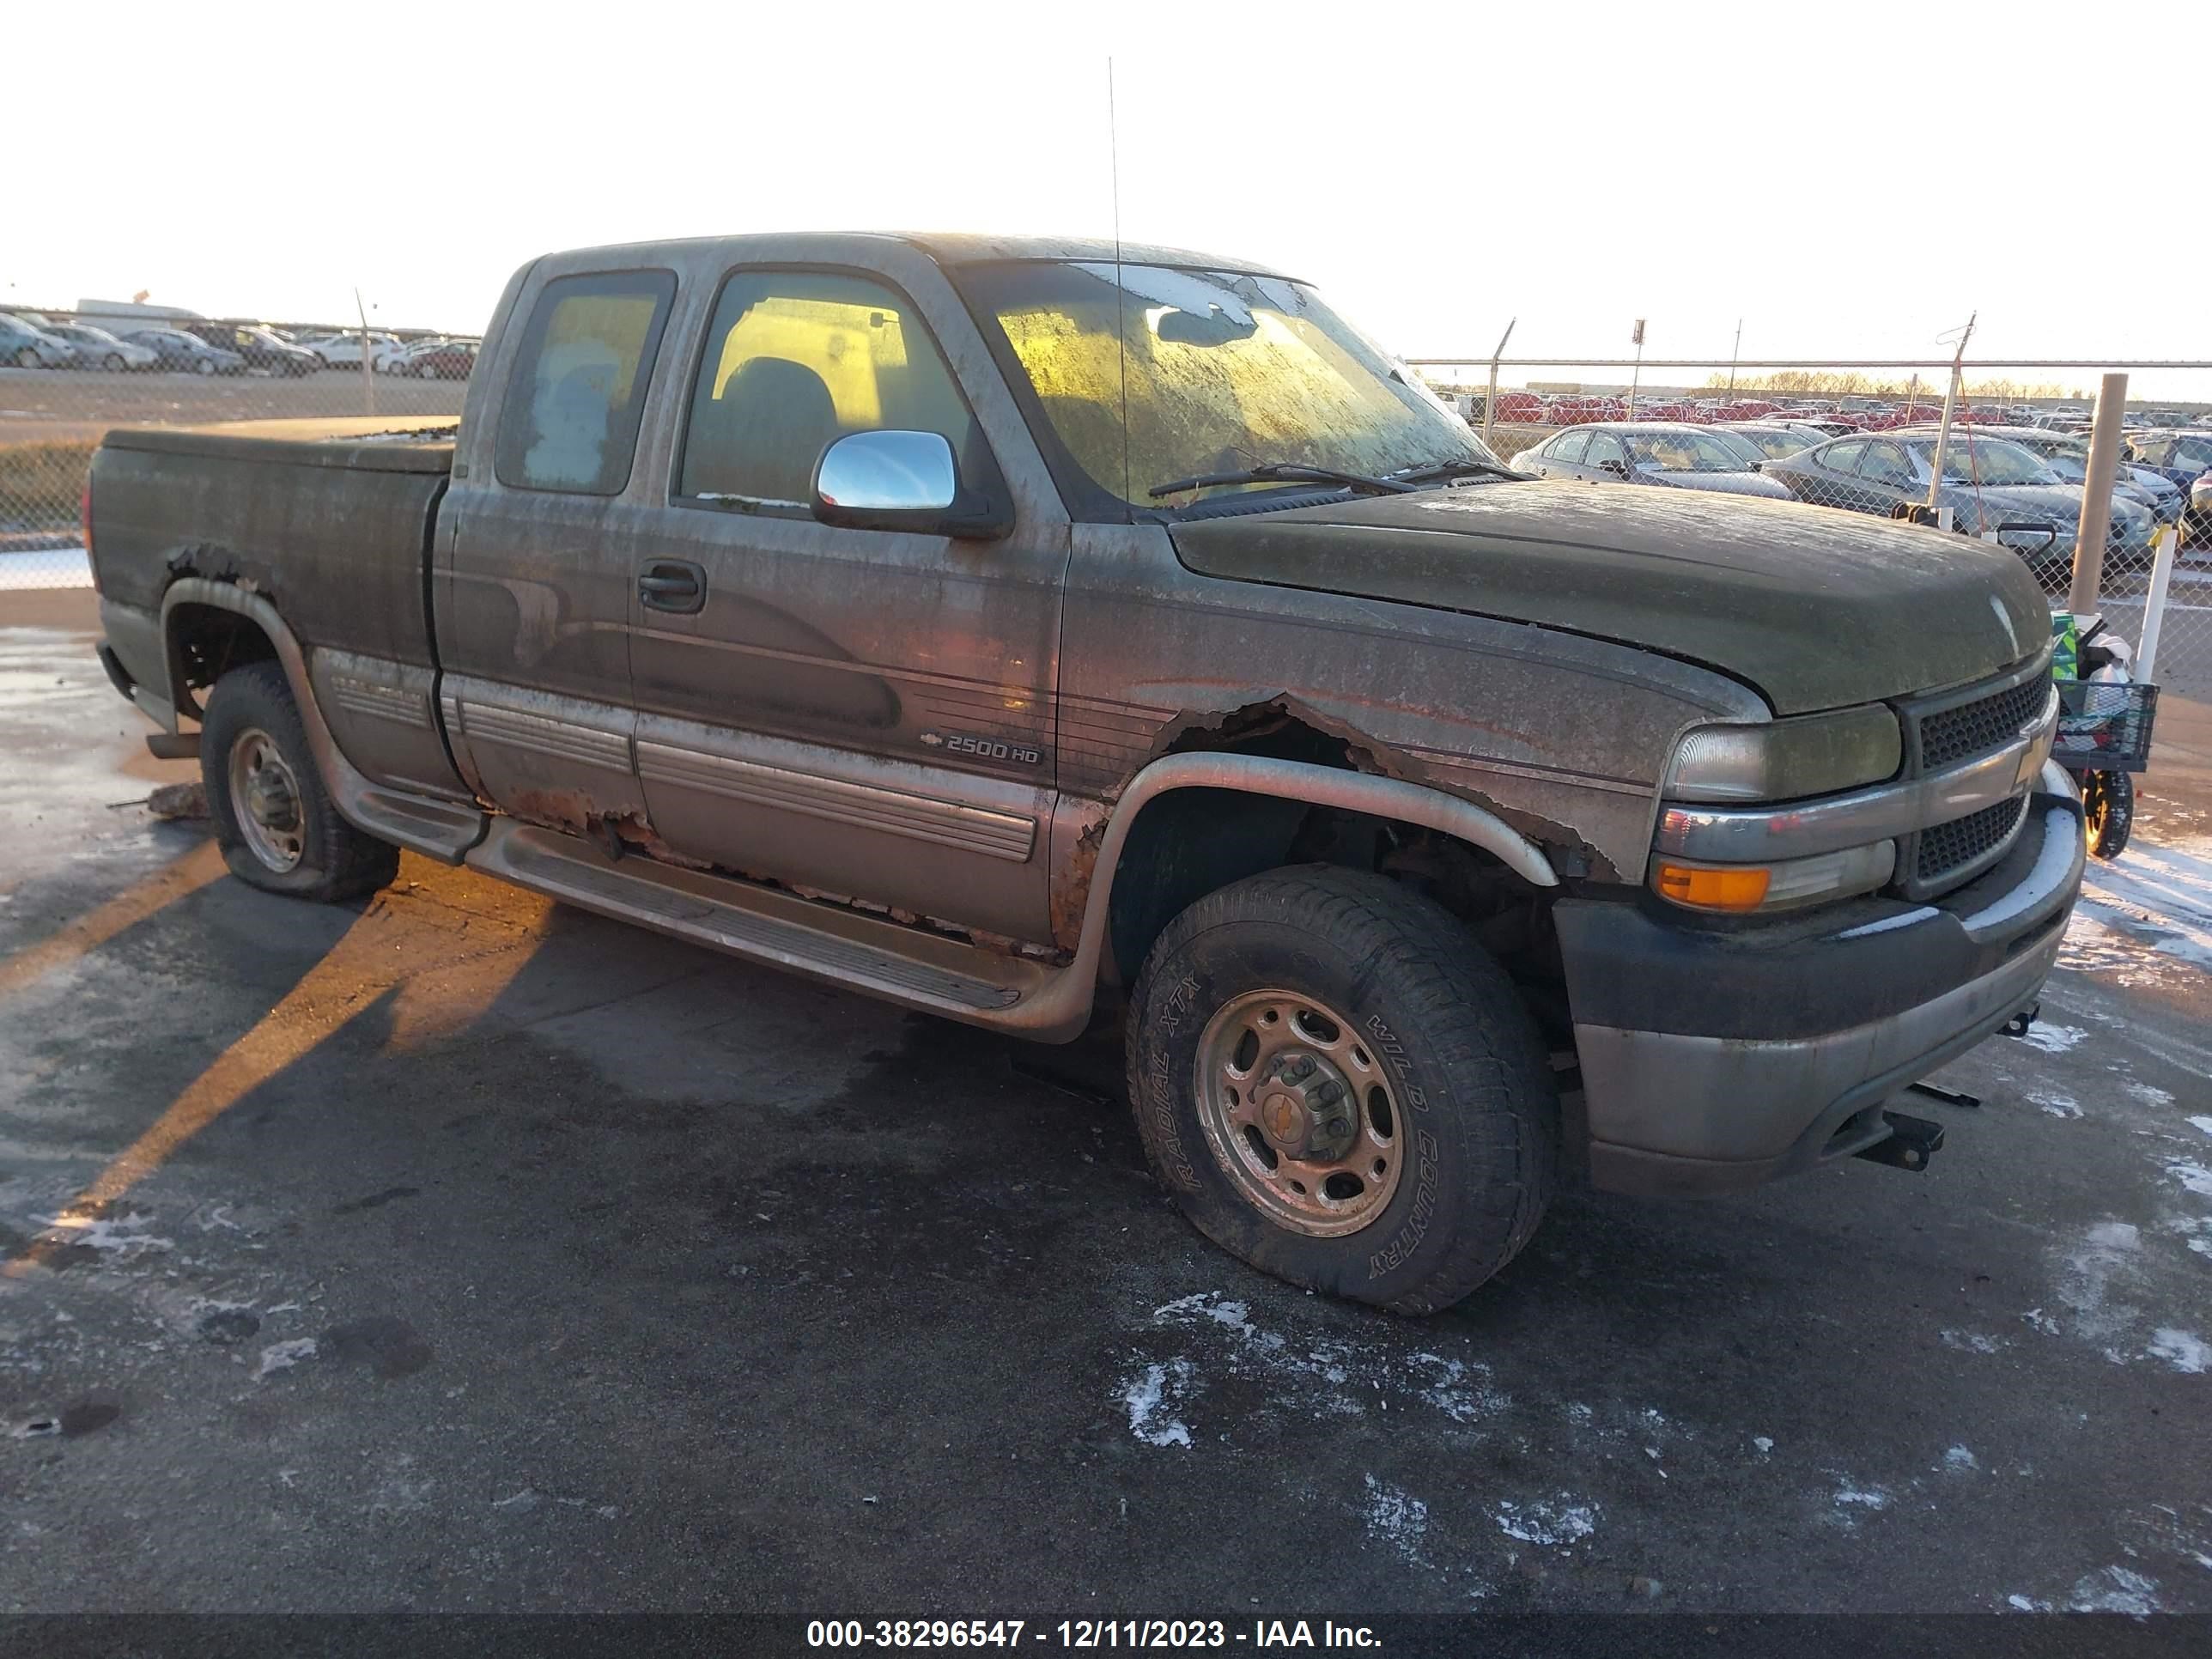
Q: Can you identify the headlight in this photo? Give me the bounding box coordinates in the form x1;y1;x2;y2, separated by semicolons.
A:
1662;705;1901;804
1651;842;1897;914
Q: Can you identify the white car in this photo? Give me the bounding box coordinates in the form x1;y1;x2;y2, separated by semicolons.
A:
305;331;402;368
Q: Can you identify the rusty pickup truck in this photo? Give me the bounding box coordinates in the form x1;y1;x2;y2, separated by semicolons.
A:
85;234;2085;1312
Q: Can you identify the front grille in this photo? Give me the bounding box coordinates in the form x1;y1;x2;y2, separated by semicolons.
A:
1914;795;2028;884
1917;676;2049;769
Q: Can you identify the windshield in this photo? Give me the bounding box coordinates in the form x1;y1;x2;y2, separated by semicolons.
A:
957;260;1499;514
1733;426;1816;460
1622;428;1754;472
1909;436;2058;487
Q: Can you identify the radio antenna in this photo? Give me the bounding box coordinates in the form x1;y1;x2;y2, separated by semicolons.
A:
1108;56;1130;508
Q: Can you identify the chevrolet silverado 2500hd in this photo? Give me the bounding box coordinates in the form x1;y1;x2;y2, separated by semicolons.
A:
86;234;2085;1311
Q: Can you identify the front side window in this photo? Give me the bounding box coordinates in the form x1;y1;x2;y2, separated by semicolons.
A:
1548;431;1590;465
678;269;980;509
1861;441;1914;485
495;269;677;495
1620;429;1749;472
957;259;1498;519
1585;433;1627;468
1922;438;2055;487
1820;441;1867;476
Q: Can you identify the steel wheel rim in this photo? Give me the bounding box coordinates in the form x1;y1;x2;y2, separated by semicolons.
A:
228;727;305;873
1193;988;1406;1238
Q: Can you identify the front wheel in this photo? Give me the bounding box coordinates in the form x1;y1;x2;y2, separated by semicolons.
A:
2082;769;2134;860
13;347;38;368
195;356;216;375
1126;866;1557;1314
201;661;400;902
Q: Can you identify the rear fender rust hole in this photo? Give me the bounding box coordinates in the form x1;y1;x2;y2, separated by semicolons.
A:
1322;1172;1364;1201
1367;1085;1395;1140
1295;1008;1340;1044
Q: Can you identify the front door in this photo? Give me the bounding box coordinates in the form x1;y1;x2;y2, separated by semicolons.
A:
621;256;1068;945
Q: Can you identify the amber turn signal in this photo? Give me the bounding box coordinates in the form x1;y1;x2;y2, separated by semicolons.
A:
1653;861;1771;911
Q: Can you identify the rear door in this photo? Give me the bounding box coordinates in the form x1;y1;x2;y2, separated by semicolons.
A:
437;266;679;838
617;246;1071;944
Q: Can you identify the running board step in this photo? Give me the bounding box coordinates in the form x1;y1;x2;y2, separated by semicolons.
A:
467;822;1059;1024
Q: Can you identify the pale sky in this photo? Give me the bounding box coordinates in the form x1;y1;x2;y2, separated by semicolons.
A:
12;0;2212;395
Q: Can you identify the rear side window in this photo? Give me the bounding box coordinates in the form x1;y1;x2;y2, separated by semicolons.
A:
495;270;677;495
678;268;980;510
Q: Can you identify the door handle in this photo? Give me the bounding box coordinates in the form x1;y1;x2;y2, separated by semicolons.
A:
638;559;706;615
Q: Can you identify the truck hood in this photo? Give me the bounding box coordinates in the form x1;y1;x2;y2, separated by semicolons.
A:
1168;482;2051;715
1638;470;1796;500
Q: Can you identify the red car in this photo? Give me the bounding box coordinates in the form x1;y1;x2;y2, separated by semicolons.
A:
1711;398;1779;421
1489;390;1547;424
400;341;477;380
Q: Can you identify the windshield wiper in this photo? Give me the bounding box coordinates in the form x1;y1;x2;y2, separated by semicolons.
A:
1146;462;1415;501
1387;457;1533;485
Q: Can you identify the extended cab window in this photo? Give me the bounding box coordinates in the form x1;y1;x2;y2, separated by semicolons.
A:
495;270;677;495
678;270;979;509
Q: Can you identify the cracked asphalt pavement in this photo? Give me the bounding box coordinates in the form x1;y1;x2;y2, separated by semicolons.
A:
2;591;2209;1618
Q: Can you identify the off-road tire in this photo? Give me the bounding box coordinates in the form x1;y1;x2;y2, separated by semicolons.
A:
1126;865;1557;1314
201;661;400;902
2084;769;2133;860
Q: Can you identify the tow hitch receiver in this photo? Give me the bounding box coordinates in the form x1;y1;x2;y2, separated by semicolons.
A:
1854;1110;1946;1173
2000;1004;2039;1039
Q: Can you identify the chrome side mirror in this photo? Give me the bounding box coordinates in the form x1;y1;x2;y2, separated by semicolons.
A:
811;429;1012;540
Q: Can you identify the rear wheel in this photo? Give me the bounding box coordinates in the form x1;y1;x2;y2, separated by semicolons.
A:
2083;769;2134;860
1126;866;1557;1314
201;661;399;902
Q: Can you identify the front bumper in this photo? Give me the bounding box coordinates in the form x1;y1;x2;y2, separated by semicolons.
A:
1555;769;2085;1197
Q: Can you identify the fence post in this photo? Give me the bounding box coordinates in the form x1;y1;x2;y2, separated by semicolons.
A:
354;287;375;419
2135;521;2179;683
1483;317;1515;450
2069;372;2128;616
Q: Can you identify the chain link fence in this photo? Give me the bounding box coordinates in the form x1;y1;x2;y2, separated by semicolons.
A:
1413;358;2212;697
2;306;473;593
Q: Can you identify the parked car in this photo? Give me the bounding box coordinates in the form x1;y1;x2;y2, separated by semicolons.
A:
2125;428;2212;538
1707;422;1821;461
1983;425;2185;526
1487;390;1547;423
1763;430;2152;581
1517;422;1795;499
305;330;404;368
1543;395;1626;425
82;230;2085;1315
398;339;476;380
0;315;77;368
210;324;319;376
42;323;160;372
124;328;247;375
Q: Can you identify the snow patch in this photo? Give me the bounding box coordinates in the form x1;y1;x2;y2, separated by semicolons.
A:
1752;1436;1774;1455
2188;1116;2212;1139
1942;1330;2004;1354
1361;1474;1430;1563
2146;1329;2209;1374
1121;1360;1194;1449
2166;1162;2212;1199
1834;1483;1891;1510
2018;1022;2087;1054
2031;1091;2082;1119
1492;1497;1597;1546
2066;1565;2161;1614
1942;1445;1978;1472
252;1338;319;1381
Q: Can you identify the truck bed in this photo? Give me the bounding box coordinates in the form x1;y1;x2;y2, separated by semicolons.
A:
89;416;458;700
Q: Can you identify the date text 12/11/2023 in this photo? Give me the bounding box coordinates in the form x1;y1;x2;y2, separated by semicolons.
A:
805;1619;1384;1649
